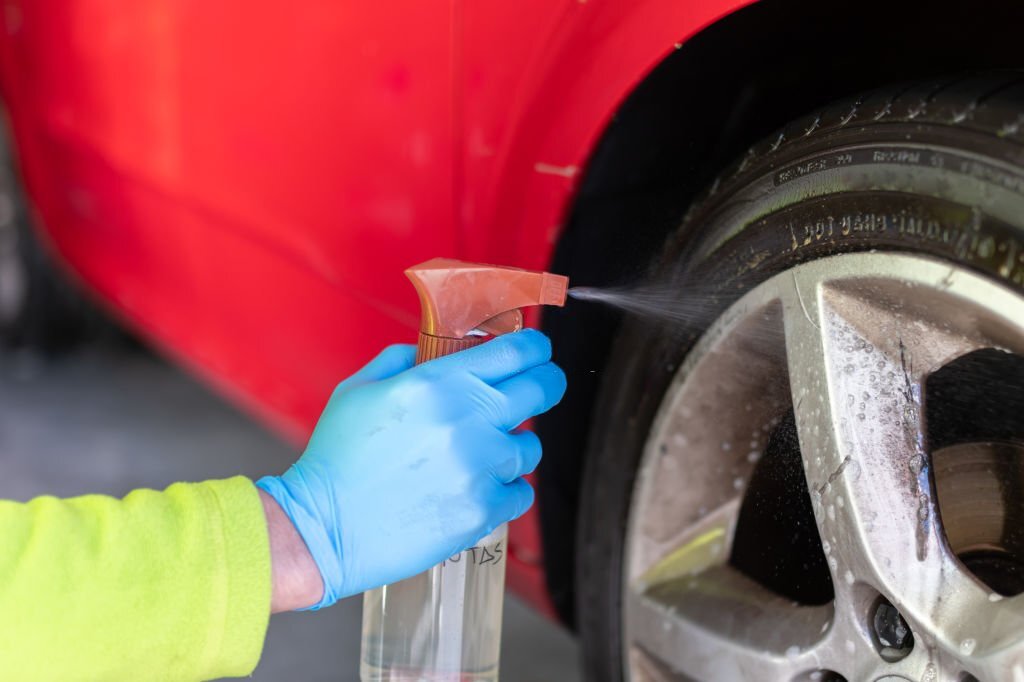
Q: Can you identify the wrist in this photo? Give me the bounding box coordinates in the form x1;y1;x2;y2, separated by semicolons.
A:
258;488;324;612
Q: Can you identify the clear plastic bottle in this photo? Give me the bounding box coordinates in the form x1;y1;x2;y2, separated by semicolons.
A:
360;524;508;682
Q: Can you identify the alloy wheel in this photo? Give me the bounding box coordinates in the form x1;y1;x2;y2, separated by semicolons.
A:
623;252;1024;681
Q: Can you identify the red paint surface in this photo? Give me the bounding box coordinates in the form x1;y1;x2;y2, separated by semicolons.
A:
0;0;751;616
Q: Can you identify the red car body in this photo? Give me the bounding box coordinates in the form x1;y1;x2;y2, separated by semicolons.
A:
0;0;751;616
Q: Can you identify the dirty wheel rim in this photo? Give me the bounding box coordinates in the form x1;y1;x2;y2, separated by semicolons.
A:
622;252;1024;681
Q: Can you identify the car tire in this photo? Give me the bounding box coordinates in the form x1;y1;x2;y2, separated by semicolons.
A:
577;72;1024;681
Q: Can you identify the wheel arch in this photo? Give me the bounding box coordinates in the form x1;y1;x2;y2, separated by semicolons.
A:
536;0;1024;627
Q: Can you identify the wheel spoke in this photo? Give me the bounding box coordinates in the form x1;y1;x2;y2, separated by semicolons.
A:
781;260;1024;663
630;500;741;588
625;566;832;680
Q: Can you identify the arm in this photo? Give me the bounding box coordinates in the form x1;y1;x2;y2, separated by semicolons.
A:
0;477;270;681
0;481;322;681
261;490;321;612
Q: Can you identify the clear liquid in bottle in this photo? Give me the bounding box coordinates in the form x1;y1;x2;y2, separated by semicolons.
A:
360;525;508;682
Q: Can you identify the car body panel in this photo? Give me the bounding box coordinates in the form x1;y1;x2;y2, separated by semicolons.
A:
0;0;752;614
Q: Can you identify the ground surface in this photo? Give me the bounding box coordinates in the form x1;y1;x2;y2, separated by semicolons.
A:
0;341;581;682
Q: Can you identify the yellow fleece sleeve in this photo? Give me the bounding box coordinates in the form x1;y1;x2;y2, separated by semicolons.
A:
0;476;271;681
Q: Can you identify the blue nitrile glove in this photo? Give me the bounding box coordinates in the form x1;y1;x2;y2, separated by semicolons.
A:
256;329;566;610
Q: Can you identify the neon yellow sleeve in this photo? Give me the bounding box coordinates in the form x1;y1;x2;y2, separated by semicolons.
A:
0;476;271;681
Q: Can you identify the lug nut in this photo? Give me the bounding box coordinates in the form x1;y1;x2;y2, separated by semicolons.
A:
872;598;914;661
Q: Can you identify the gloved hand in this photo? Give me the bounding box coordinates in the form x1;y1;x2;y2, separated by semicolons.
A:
256;329;566;609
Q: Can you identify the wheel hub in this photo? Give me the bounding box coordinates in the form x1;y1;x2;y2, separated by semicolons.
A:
934;442;1024;597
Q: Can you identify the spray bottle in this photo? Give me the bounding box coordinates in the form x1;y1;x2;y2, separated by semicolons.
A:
360;258;568;682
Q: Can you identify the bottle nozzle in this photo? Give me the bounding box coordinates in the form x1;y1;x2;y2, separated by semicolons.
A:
405;258;569;363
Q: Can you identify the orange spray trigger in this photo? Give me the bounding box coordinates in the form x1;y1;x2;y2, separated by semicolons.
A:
405;258;568;364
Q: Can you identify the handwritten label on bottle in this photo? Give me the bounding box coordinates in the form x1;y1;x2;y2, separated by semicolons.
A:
443;542;504;567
